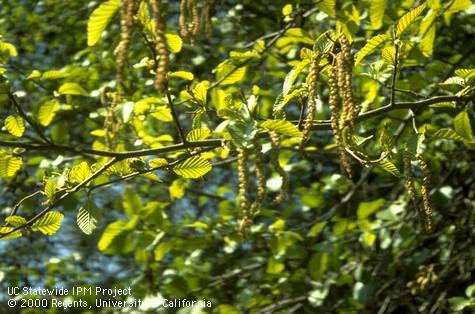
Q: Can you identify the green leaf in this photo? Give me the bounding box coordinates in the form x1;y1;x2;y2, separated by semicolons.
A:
186;128;211;141
283;60;310;97
173;156;212;178
5;115;25;137
123;187;143;216
282;4;293;16
382;46;396;64
446;0;472;14
378;160;402;178
41;70;69;80
454;111;473;140
216;62;247;86
0;227;22;240
26;70;41;80
308;221;327;237
267;258;285;274
192;81;210;103
379;127;394;152
165;33;183;53
431;128;467;142
355;34;387;65
0;155;22;177
38;100;60;126
44;179;57;200
308;252;329;280
185;221;209;229
396;3;427;36
98;220;132;252
77;200;100;235
149;158;168;168
455;68;475;79
370;0;387;30
58;82;88;96
419;10;437;57
151;106;173;122
69;162;92;183
259;120;302;137
31;211;64;235
279;87;306;110
318;0;335;17
87;0;121;46
357;198;385;220
169;71;194;80
5;216;27;227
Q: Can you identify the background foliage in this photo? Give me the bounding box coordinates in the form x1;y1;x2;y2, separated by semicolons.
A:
1;0;474;313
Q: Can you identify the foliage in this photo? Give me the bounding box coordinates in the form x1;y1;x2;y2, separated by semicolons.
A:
0;0;474;313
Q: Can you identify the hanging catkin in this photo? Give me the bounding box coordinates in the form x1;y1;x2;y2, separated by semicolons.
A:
115;0;137;88
403;152;425;230
202;0;214;36
300;54;320;147
149;0;169;91
250;139;266;216
270;131;288;205
417;156;434;233
237;148;251;237
179;0;200;40
338;33;357;133
329;55;352;177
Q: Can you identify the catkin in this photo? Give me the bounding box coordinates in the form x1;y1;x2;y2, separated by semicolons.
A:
149;0;169;91
403;153;425;230
270;131;288;205
179;0;190;38
417;156;434;233
329;57;352;177
179;0;200;40
237;148;251;237
202;0;214;36
300;54;320;147
338;33;356;132
115;0;137;88
250;139;266;215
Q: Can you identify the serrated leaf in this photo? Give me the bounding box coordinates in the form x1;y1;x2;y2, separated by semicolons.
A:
455;68;475;79
446;0;472;14
173;156;212;178
283;60;310;97
260;120;303;137
419;10;437;57
97;220;132;251
0;155;22;177
355;34;387;65
352;135;373;146
165;33;183;53
379;127;394;152
313;31;333;53
396;3;427;36
186;128;211;141
41;70;69;80
5;216;27;227
378;160;402;177
370;0;386;30
44;179;57;200
280;87;306;110
150;106;173;122
0;227;22;240
192;81;210;103
318;0;335;17
382;46;396;64
31;211;64;235
5;115;25;137
169;71;194;80
149;158;168;168
58;82;89;96
454;111;473;140
38;100;60;126
431;128;467;142
216;62;247;86
26;70;41;80
282;4;293;16
70;162;92;183
87;0;121;46
77;201;100;235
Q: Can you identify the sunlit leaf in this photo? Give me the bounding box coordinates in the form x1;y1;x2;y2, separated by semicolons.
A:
186;128;211;141
260;120;302;137
396;3;427;36
58;82;88;96
5;115;25;137
355;34;387;65
370;0;386;30
165;33;183;53
173;156;212;178
77;200;100;235
87;0;121;46
38;100;60;126
31;211;64;235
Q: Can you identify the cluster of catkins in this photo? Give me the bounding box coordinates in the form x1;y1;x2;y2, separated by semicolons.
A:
300;53;320;147
179;0;214;41
403;152;434;233
327;33;359;177
237;134;288;238
406;264;438;295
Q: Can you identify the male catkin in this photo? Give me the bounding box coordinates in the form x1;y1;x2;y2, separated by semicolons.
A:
403;153;425;229
417;156;434;233
270;131;288;205
250;139;266;215
149;0;169;91
115;0;137;87
237;148;251;236
300;54;320;147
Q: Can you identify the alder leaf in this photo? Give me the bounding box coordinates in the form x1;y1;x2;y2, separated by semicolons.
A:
378;160;402;178
38;100;60;126
0;227;22;240
355;34;387;65
431;128;467;142
318;0;335;17
396;3;427;36
169;71;194;80
260;120;303;137
77;200;100;235
370;0;386;30
165;33;183;53
87;0;121;46
58;82;89;96
5;115;25;137
31;211;64;235
149;158;168;168
98;220;136;252
454;111;473;140
69;162;92;184
186;128;211;141
216;62;247;86
173;156;212;178
0;155;22;177
5;216;27;227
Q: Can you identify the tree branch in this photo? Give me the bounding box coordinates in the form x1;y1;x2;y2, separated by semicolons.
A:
166;91;188;145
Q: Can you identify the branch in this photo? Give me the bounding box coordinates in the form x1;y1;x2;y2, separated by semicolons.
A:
166;91;188;145
0;157;118;239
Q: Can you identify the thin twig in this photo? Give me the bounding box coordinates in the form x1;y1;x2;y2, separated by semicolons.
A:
166;91;188;145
